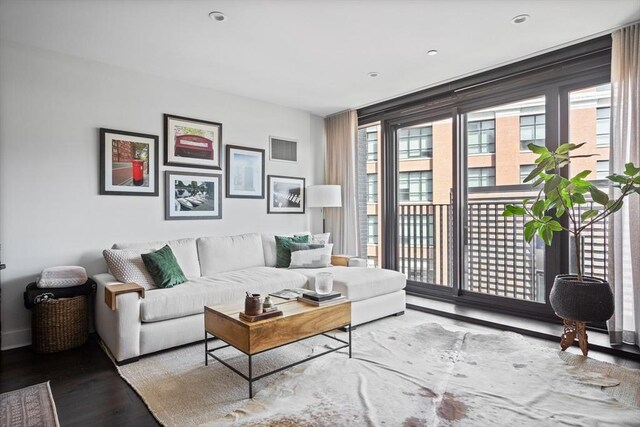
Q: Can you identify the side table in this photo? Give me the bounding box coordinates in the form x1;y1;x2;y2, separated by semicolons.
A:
104;283;145;310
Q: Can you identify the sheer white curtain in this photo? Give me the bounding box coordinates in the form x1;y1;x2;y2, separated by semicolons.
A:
324;110;360;256
608;23;640;346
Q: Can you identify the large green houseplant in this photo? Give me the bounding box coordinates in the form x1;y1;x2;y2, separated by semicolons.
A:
502;142;639;327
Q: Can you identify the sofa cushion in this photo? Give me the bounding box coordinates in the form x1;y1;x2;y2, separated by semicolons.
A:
141;245;187;288
197;233;265;276
112;238;201;278
261;231;309;267
139;267;308;322
289;244;333;268
103;248;157;290
291;266;406;302
275;235;310;268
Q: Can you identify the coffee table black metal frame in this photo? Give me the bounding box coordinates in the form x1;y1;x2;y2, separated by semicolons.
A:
205;326;351;398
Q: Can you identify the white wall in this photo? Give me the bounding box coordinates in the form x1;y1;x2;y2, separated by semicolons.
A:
0;40;325;349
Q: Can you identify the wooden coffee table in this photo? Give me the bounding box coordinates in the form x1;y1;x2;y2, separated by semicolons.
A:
204;297;351;398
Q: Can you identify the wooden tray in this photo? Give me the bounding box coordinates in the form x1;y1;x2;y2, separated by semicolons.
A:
239;309;283;322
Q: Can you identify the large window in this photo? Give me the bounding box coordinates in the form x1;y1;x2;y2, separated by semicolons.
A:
520;114;546;149
467;119;495;154
399;126;433;159
357;35;613;323
399;171;432;202
367;215;378;245
596;107;611;147
366;126;378;162
367;173;378;203
468;167;495;188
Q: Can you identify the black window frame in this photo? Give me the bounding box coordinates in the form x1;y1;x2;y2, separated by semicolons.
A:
356;35;612;326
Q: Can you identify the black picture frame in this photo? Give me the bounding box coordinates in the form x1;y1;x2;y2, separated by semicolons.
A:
99;128;159;196
267;175;306;214
225;145;265;199
164;114;222;170
165;171;222;220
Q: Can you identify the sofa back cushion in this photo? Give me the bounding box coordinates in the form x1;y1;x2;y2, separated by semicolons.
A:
197;233;265;275
261;231;315;267
112;238;201;278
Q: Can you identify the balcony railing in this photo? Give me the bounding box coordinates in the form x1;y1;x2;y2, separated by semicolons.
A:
397;196;608;302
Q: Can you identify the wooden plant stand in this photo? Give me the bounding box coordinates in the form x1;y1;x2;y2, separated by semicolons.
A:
560;318;589;356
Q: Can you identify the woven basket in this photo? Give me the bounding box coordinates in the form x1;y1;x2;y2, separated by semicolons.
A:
32;295;88;353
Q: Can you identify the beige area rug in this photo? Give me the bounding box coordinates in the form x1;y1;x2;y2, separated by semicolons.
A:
0;382;60;427
116;313;640;427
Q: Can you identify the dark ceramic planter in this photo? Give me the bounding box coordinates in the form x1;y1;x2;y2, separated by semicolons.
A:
549;274;614;322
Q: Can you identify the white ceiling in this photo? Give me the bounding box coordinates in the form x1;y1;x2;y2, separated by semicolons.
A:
1;0;638;117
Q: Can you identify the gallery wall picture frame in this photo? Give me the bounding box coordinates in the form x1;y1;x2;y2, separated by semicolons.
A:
164;114;222;170
267;175;306;214
165;171;222;220
225;145;265;199
99;128;159;196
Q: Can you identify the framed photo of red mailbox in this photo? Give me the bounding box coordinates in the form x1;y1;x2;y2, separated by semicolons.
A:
99;128;159;196
164;114;222;170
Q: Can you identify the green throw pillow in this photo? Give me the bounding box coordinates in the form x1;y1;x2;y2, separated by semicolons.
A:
141;245;187;288
275;235;310;268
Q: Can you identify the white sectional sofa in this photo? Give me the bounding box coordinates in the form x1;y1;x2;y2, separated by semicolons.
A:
94;232;406;363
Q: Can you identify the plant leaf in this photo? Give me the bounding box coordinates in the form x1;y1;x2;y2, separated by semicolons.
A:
556;143;575;154
528;143;548;154
524;221;537;242
624;162;640;176
548;220;563;231
532;200;546;217
544;175;563;195
589;186;609;205
572;193;587;204
607;174;628;184
581;209;599;221
539;226;553;246
571;170;591;181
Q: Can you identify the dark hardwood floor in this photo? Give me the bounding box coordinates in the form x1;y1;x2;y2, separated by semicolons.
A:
0;336;159;426
2;308;638;426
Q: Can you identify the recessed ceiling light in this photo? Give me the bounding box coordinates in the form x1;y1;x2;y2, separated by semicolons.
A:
367;72;380;78
511;14;530;24
426;49;438;56
209;11;227;22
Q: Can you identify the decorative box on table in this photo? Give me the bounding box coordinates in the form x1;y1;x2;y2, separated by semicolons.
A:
24;278;96;353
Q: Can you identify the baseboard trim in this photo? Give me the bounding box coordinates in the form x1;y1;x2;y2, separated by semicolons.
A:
1;328;31;350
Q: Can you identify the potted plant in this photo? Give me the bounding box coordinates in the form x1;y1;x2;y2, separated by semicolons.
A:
502;142;639;354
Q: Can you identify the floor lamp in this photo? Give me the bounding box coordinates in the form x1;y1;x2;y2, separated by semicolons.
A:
307;185;342;233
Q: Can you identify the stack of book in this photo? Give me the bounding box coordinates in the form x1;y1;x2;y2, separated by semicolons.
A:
297;291;346;306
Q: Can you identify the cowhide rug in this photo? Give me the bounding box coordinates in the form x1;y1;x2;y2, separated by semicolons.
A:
116;315;640;427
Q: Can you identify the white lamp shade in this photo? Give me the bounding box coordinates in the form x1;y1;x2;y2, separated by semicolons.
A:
307;185;342;208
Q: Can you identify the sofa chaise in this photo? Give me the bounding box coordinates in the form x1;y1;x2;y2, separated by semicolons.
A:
94;232;406;363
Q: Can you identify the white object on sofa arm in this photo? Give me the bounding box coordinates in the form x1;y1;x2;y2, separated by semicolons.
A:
94;273;142;362
348;258;367;267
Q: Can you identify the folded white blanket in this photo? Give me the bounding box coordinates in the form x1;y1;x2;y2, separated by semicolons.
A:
37;266;88;288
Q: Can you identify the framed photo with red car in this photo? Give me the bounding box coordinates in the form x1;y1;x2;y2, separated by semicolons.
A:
164;114;222;170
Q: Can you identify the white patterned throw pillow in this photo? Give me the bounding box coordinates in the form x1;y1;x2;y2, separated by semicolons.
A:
103;248;157;290
289;244;333;269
